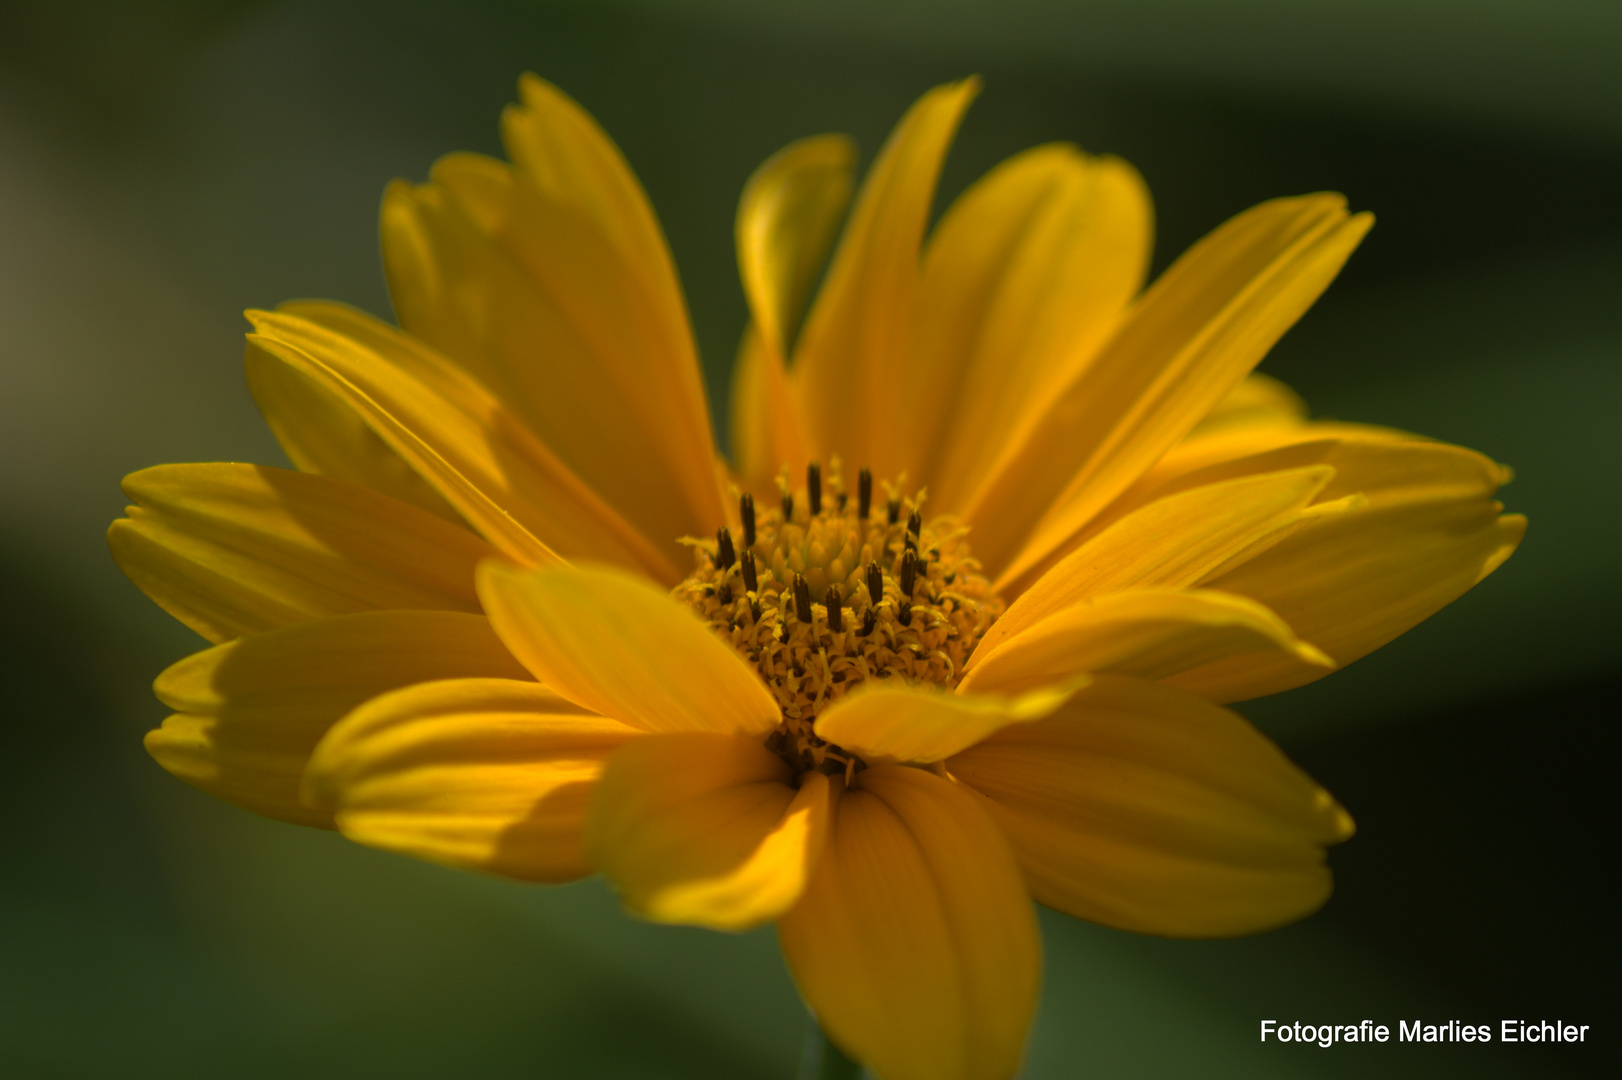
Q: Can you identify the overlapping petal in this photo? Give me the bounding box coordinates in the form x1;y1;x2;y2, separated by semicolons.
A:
109;463;494;643
974;195;1373;582
147;611;530;827
813;680;1076;765
305;678;639;882
910;145;1151;504
587;732;833;930
477;561;780;737
793;78;979;477
246;303;678;581
958;589;1330;697
778;765;1040;1080
949;676;1353;937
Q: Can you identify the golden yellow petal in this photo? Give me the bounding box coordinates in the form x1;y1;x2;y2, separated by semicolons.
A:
778;765;1040;1080
813;680;1076;766
958;588;1330;697
147;611;530;828
912;146;1152;507
1186;501;1526;701
979;465;1353;655
109;463;494;644
246;304;680;581
586;732;832;930
382;141;727;568
305;678;638;882
971;195;1373;582
727;327;806;488
949;675;1353;937
794;78;979;476
477;561;780;737
246;332;462;523
1187;370;1308;437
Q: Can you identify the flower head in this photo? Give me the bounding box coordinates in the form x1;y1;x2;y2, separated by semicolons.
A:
112;75;1524;1080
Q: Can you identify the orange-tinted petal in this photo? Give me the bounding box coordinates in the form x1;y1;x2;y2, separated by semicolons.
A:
970;195;1372;582
794;79;978;476
778;765;1040;1080
147;611;530;828
813;680;1076;765
950;676;1352;937
477;561;780;737
587;732;832;930
911;145;1151;506
306;678;638;882
109;463;494;643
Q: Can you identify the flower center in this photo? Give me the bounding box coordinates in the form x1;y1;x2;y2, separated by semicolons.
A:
674;461;1004;779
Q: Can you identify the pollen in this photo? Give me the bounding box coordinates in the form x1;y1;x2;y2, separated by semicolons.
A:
674;461;1004;777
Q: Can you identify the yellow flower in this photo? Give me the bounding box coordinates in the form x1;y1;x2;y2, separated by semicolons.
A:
111;75;1524;1080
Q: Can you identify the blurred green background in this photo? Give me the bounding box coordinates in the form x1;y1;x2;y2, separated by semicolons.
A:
2;1;1617;1077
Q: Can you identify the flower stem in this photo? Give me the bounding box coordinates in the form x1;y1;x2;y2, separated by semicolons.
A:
798;1023;862;1080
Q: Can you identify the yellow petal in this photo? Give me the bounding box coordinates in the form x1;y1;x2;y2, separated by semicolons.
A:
1189;500;1526;701
146;611;530;828
813;680;1076;766
245;330;462;523
246;304;679;582
970;195;1373;582
978;465;1352;656
305;678;639;882
778;764;1040;1080
381;138;726;567
958;588;1330;697
794;79;978;476
949;675;1353;937
729;134;854;485
586;732;832;930
109;463;495;644
477;561;780;737
912;146;1152;507
1187;371;1308;437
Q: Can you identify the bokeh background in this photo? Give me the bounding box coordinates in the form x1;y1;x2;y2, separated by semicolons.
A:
2;1;1618;1077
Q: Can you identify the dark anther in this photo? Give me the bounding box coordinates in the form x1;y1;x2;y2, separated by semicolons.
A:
906;509;921;538
807;462;822;515
741;549;758;594
904;534;917;554
837;492;848;512
886;498;900;525
865;561;884;605
793;573;812;622
749;598;762;623
900;548;918;597
779;621;790;643
718;584;732;605
716;527;736;571
898;599;913;626
782;491;794;520
740;493;756;547
860;609;876;636
858;468;873;519
825;586;843;632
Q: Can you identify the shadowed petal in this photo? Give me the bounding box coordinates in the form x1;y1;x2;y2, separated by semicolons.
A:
587;732;833;930
778;765;1041;1080
306;678;639;882
478;561;780;737
147;611;530;828
950;676;1353;937
110;463;494;643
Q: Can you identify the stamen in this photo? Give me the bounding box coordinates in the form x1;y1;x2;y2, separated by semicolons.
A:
858;468;872;519
865;561;883;606
900;547;918;597
825;586;843;632
741;549;758;594
793;573;812;623
906;509;922;539
860;609;876;636
740;493;756;547
887;498;900;525
898;598;913;626
808;462;822;515
749;597;761;623
716;527;736;571
782;491;794;520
